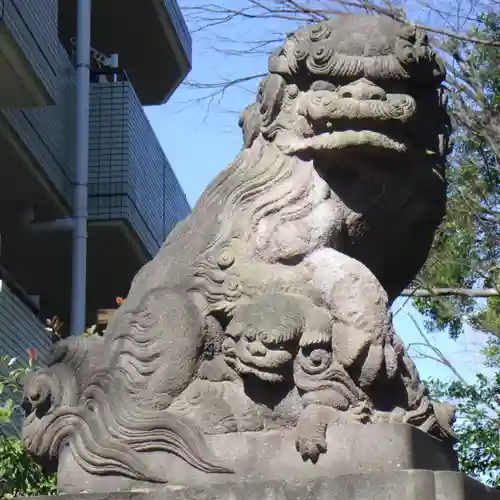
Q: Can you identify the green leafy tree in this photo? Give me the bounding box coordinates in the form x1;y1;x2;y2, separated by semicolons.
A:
414;12;500;338
426;372;499;488
408;14;500;489
414;13;499;487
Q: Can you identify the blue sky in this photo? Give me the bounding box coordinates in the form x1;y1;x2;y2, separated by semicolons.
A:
144;4;489;384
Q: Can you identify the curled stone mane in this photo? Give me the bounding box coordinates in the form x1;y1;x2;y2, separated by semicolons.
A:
269;14;446;85
23;136;329;483
122;135;327;298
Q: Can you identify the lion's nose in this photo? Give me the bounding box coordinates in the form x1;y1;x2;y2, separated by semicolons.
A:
338;78;387;101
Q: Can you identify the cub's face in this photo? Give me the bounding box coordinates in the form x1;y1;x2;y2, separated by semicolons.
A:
222;299;303;383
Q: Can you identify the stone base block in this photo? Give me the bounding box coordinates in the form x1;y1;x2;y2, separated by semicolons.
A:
20;471;500;500
57;424;458;493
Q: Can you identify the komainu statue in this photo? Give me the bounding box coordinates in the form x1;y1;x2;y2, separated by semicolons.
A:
22;13;457;493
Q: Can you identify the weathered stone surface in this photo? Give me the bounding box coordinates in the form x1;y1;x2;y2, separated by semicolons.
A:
57;424;457;493
21;13;457;493
21;472;500;499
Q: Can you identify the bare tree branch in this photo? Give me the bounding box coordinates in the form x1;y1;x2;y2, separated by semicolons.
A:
182;73;266;107
183;1;500;46
401;288;499;298
407;313;468;382
406;313;500;417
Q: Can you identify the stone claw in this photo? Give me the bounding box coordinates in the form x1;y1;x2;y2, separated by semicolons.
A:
295;431;327;463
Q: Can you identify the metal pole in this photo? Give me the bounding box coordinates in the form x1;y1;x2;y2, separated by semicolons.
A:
71;0;91;335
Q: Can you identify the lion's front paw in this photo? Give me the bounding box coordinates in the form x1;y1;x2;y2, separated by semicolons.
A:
295;425;327;464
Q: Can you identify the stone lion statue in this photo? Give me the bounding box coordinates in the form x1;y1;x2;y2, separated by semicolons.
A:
22;14;456;493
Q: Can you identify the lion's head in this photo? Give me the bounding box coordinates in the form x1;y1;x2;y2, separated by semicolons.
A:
241;15;450;160
238;15;451;299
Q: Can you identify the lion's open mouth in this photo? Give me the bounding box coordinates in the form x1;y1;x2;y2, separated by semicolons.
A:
224;355;285;383
278;129;408;156
275;114;412;156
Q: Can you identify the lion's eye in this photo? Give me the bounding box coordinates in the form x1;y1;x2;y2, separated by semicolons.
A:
310;80;336;92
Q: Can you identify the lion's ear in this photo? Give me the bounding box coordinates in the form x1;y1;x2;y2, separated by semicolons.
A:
259;74;286;128
239;103;262;149
239;74;286;149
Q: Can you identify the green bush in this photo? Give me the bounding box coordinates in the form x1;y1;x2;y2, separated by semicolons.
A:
0;353;56;499
0;318;106;499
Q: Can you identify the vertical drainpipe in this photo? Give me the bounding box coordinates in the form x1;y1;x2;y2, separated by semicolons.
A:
71;0;91;335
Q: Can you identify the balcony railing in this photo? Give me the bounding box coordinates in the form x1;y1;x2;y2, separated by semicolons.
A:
88;69;190;257
0;0;59;107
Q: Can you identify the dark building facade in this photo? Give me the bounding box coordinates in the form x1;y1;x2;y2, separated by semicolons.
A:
0;0;191;366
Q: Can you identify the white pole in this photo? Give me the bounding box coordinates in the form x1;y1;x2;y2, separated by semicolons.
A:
71;0;91;335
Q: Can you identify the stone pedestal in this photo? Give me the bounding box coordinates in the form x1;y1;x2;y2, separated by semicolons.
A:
20;472;500;499
23;424;498;500
57;424;457;493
